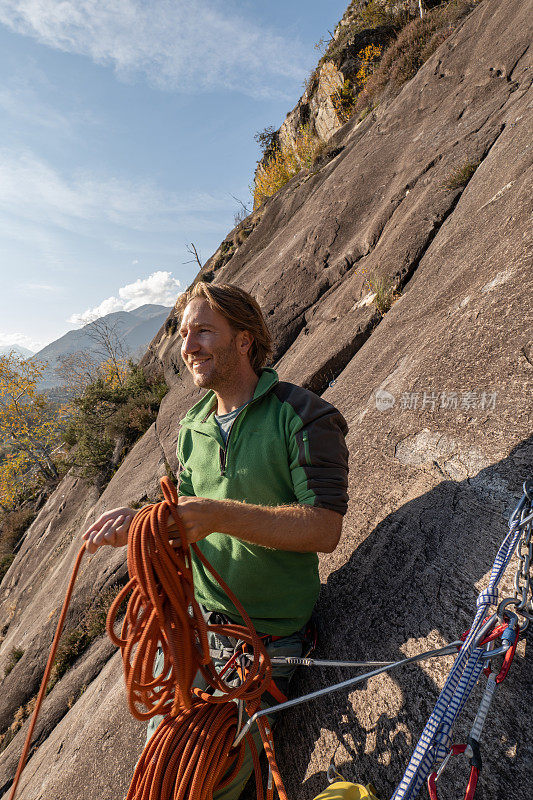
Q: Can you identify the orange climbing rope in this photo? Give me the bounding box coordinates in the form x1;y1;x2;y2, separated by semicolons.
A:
8;477;287;800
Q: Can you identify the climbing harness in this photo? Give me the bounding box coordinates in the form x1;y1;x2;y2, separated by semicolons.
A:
7;479;532;800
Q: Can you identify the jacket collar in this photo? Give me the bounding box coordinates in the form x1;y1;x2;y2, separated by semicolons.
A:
180;367;279;432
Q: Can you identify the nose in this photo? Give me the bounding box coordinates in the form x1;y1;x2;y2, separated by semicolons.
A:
181;332;200;356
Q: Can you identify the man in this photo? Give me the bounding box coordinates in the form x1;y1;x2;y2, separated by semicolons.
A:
84;282;349;798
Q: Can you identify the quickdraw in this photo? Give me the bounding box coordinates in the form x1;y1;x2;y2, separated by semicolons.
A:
392;480;532;800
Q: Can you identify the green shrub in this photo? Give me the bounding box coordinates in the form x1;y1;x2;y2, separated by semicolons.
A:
0;507;36;584
47;629;88;688
0;554;15;582
64;363;167;485
47;583;128;692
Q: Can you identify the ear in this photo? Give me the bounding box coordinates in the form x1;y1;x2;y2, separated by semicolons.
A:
237;329;254;357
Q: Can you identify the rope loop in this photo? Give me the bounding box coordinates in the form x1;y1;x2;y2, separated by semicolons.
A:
106;476;285;800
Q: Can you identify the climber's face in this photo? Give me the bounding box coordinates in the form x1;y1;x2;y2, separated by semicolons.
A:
179;298;253;391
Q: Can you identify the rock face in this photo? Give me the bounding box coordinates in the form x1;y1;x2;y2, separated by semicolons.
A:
256;1;420;162
277;60;346;151
1;0;532;798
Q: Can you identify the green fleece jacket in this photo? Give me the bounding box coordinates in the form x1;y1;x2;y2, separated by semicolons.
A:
177;368;349;635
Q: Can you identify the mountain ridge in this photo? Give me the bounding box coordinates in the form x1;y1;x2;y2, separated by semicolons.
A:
0;346;34;359
29;303;172;389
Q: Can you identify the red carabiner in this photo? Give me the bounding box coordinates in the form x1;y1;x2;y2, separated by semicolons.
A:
460;618;506;645
427;745;480;800
464;766;480;800
477;622;507;647
496;626;520;684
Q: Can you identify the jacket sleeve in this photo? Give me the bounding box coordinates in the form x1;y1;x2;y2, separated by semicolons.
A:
282;386;349;515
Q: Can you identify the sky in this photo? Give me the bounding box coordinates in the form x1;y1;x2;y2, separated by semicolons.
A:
0;0;348;353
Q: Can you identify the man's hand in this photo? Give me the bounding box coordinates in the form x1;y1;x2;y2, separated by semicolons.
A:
168;497;220;546
83;507;136;553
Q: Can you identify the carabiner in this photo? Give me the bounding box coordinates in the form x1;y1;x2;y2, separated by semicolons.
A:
427;744;480;800
498;597;530;633
327;758;346;784
481;612;518;661
495;625;520;683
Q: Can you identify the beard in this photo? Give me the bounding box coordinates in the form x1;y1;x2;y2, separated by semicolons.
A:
186;337;241;391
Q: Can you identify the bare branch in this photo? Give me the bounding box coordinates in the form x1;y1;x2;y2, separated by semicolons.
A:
183;242;203;268
229;193;251;215
55;350;102;396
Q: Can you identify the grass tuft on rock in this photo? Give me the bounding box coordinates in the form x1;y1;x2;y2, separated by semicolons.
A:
442;159;481;189
3;646;24;677
362;269;402;316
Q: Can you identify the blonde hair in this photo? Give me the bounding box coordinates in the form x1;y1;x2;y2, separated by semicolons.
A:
176;283;272;373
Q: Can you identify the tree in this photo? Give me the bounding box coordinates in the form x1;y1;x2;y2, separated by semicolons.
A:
229;194;251;226
55;350;129;397
0;353;63;510
83;316;128;388
254;125;278;159
55;350;102;397
55;314;131;398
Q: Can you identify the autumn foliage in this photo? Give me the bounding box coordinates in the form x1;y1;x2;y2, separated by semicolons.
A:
0;349;167;588
0;353;63;511
253;125;324;209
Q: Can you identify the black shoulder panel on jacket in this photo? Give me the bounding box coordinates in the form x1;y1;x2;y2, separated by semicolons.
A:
273;381;349;515
273;382;348;436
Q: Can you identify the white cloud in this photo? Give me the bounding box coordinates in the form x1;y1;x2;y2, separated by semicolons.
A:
0;331;45;352
22;282;64;293
0;85;74;132
69;269;180;324
0;58;97;136
0;0;310;99
0;148;228;234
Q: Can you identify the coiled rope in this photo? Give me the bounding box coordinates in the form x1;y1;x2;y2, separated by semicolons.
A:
9;477;287;800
